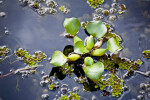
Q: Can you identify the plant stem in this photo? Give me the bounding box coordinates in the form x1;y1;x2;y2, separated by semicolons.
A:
94;38;103;49
0;65;43;78
135;70;150;77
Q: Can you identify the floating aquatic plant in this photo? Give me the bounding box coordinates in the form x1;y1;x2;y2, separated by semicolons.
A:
58;91;80;100
85;20;107;39
83;58;104;80
0;46;9;57
87;0;104;8
63;18;81;36
143;50;150;59
16;48;47;66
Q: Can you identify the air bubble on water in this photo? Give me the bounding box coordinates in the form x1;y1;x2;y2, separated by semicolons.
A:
111;3;118;8
110;8;117;14
61;84;68;88
73;87;79;93
95;8;103;14
41;94;49;99
140;83;146;89
137;95;144;100
60;87;68;94
53;98;57;100
41;71;45;76
9;69;14;72
0;12;6;17
112;0;119;2
139;90;145;95
103;4;110;9
55;82;60;85
55;95;58;98
109;15;117;21
42;75;49;80
58;91;61;94
47;57;51;61
40;81;47;86
148;92;150;98
92;95;97;100
74;77;79;82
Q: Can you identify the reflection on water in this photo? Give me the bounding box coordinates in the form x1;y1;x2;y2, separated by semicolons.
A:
0;0;150;100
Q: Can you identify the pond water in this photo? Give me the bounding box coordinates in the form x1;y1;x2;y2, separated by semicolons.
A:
0;0;150;100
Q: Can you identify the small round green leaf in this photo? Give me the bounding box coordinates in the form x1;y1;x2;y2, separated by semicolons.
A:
50;51;67;66
74;41;89;54
83;62;104;80
91;49;107;56
74;36;82;44
68;54;81;61
63;18;81;36
86;21;107;38
86;35;95;50
107;37;122;53
84;57;94;66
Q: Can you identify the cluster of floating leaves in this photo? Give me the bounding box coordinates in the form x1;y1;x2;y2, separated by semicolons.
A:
93;0;126;21
87;0;104;8
0;46;9;57
15;48;47;66
143;50;150;59
58;91;80;100
96;74;123;97
0;27;9;38
59;6;70;14
135;82;150;100
19;0;58;15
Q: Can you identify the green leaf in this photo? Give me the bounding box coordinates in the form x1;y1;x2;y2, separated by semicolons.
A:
83;62;104;80
86;21;107;38
136;59;143;65
107;37;122;53
68;54;81;61
143;50;150;59
50;51;67;66
74;36;82;44
63;18;81;36
86;35;95;50
84;57;94;66
74;41;89;54
91;48;107;56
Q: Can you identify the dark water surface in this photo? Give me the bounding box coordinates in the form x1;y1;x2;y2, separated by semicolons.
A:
0;0;150;100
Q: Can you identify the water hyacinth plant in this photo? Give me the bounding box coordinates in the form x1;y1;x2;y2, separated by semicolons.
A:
49;17;145;97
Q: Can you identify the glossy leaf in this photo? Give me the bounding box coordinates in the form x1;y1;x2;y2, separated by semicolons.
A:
68;54;81;61
74;36;82;44
84;57;94;66
86;21;107;38
91;49;107;56
74;41;89;54
86;35;95;50
83;62;104;80
107;38;122;53
63;18;81;36
50;51;67;66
